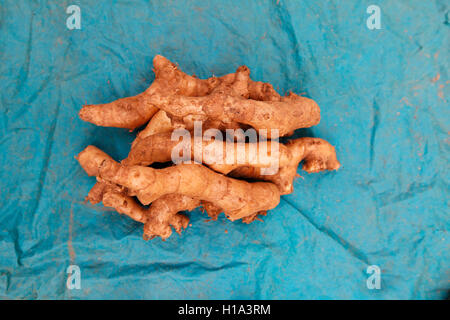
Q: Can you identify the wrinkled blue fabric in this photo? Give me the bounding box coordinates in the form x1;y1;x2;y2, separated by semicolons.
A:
0;0;448;299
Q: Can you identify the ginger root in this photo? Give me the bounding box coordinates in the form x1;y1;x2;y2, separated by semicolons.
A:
77;55;340;240
85;180;194;240
80;55;213;129
124;132;339;194
79;55;319;136
145;64;320;137
77;146;280;221
80;55;281;130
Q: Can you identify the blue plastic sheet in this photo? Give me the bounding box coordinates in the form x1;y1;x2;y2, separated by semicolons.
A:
0;0;448;299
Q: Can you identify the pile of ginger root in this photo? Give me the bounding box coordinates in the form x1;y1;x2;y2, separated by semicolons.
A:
76;55;340;240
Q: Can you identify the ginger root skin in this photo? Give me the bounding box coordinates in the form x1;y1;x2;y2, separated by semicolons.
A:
79;55;216;130
149;71;320;138
143;194;196;240
77;55;340;240
134;110;175;143
84;177;195;240
124;132;340;194
79;93;159;130
77;146;280;221
79;55;312;133
229;137;340;194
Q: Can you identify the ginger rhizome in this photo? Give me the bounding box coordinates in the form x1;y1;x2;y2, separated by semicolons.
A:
79;55;319;136
124;132;339;194
77;55;340;240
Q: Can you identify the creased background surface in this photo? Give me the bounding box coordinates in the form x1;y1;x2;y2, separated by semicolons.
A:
0;0;448;299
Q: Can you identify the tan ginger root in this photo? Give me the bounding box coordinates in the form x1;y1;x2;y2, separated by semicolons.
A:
143;194;197;240
80;55;283;130
77;55;340;240
87;179;241;239
90;181;148;223
134;110;175;141
133;109;247;146
229;138;340;194
147;64;320;137
123;132;340;194
85;181;194;240
77;146;281;221
79;55;212;129
132;63;283;143
87;179;230;238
